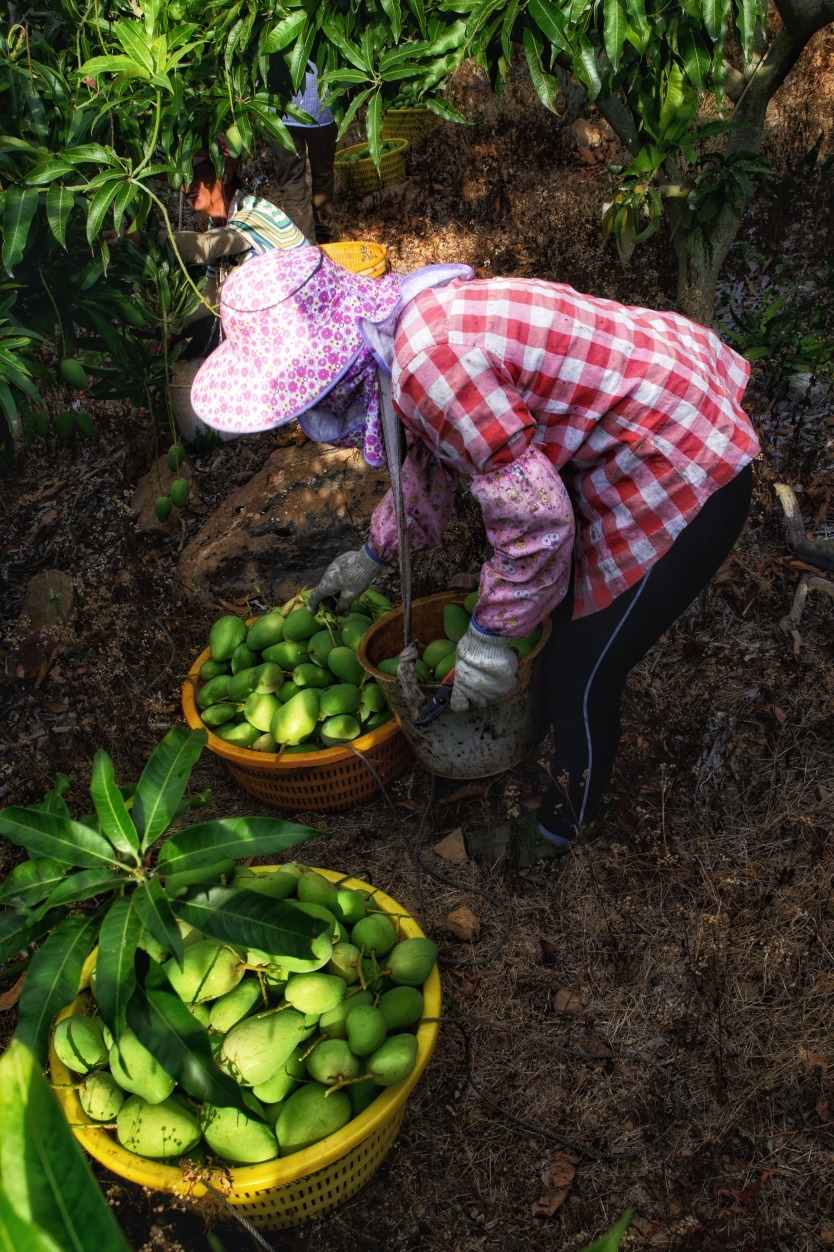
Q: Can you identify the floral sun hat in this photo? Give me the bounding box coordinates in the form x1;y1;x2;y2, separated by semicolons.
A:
190;247;402;436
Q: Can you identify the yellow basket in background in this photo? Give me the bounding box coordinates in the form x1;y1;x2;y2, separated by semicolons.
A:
380;108;440;143
320;241;390;279
335;139;408;195
50;869;441;1231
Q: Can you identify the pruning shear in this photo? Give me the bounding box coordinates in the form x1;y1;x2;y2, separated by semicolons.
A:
412;666;456;726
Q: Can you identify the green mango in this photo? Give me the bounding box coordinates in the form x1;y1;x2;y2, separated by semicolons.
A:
387;937;438;986
275;1083;351;1156
79;1071;125;1121
167;442;186;471
154;496;172;523
74;411;95;439
351;913;396;957
288;900;342;943
422;638;456;670
283;742;316;754
170;478;190;508
464;591;479;614
284;972;346;1016
327;647;364;684
270;689;320;745
252;732;278;752
367;1034;418;1086
252;662;283;693
306;1039;360;1087
262;640;307;669
340;620;368;652
329;888;367;926
209;615;247;662
509;624;543;658
277;679;300;703
222;1009;314;1086
215;721;261;747
165;858;236;897
377;657;400;676
345;1005;388;1057
349;1066;381;1116
244;691;281;732
246;612;286;651
201;1089;278;1164
325;942;362;986
379;986;424;1030
197;674;231;708
252;1046;307;1103
414;659;433;682
283;606;322;641
117;1095;200;1158
305;628;341;668
188;1001;211;1028
319;684;361;718
234;869;297;900
59;358;88;389
296;869;337;905
320;715;360;746
53;1016;108;1073
109;1031;175;1104
231;643;259;674
434;652;456;681
210;978;263;1033
227;667;258;701
444;603;471;643
360;683;387;713
365;711;393;730
199;659;228;681
55;409;75;440
162;939;243;1004
292;663;333;689
318;988;373;1037
200;703;237;728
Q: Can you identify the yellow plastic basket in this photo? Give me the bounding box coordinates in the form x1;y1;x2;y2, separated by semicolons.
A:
50;868;441;1231
335;139;408;195
380;108;440;143
320;241;389;279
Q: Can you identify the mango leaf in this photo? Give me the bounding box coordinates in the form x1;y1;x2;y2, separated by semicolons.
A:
85;179;122;246
0;807;117;868
77;55;146;75
701;0;725;40
15;910;103;1065
63;144;117;165
157;814;322;877
24;160;76;186
736;0;756;63
603;0;628;70
127;953;254;1115
172;884;329;958
572;37;603;100
679;22;711;92
528;0;571;52
0;859;67;908
335;87;375;142
39;868;123;912
424;96;470;124
45;185;74;248
0;907;67;965
0;1040;131;1250
0;1188;62;1252
262;10;306;53
2;188;39;277
132;877;183;966
133;727;206;852
582;1210;633;1252
172;788;212;821
624;0;651;51
32;775;72;819
90;750;140;862
366;91;383;167
94;896;140;1038
522;27;559;114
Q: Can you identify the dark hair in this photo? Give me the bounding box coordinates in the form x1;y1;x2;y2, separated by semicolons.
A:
191;160;242;196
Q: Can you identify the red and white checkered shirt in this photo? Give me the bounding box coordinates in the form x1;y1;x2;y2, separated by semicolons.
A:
390;277;760;618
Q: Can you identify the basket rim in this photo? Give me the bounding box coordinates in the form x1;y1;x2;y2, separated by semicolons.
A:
356;590;552;693
182;644;403;774
50;868;441;1197
319;241;388;258
382;106;436;116
334;137;408;165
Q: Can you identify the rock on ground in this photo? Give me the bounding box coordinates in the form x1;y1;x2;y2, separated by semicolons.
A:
18;569;75;632
446;905;481;941
175;441;389;603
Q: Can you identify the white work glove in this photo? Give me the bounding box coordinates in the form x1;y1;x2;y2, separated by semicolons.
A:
449;620;518;712
307;544;386;614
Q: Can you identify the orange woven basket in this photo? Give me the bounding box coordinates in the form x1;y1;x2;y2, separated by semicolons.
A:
182;646;412;812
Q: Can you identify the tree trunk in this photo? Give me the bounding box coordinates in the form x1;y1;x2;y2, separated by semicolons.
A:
670;206;741;326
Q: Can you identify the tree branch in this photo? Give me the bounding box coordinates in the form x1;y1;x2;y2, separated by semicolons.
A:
595;92;642;158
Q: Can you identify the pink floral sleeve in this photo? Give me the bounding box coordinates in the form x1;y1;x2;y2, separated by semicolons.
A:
470;444;575;636
368;437;459;562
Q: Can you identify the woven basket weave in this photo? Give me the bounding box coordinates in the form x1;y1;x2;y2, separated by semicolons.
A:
335;139;407;194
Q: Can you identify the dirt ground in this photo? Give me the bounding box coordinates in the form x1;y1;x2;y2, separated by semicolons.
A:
1;42;834;1252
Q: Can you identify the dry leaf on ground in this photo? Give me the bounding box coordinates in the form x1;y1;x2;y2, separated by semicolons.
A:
433;828;468;861
554;987;586;1014
532;1152;580;1216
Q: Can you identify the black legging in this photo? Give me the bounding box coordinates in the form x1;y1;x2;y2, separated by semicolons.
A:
537;463;754;839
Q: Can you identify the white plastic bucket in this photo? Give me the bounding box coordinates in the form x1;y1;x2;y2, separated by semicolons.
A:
358;592;550;779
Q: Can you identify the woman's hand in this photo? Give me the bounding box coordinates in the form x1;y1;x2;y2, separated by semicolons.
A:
449;620;518;712
307;545;386;614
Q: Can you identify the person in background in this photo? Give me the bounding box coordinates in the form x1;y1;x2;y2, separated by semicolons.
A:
270;61;339;246
172;142;309;359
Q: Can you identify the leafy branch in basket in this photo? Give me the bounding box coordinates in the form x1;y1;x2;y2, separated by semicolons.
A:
0;728;325;1115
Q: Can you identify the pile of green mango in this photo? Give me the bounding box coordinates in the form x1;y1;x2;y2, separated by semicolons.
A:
378;593;543;682
54;867;437;1166
154;443;191;523
339;140;402;164
194;587;395;754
